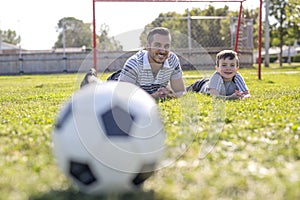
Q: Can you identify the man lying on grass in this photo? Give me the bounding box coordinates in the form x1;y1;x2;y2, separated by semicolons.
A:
186;49;250;100
80;27;186;101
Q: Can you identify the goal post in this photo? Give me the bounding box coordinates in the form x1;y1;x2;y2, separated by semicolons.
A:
92;0;262;77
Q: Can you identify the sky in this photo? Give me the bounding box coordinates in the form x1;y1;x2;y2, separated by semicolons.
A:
0;0;257;50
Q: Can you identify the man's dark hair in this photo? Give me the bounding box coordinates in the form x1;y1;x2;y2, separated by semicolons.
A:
147;27;171;44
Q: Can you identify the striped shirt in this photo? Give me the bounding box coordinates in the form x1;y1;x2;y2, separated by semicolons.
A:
234;72;248;92
118;50;183;94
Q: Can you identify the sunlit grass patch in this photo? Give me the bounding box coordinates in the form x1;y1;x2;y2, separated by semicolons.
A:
0;67;299;200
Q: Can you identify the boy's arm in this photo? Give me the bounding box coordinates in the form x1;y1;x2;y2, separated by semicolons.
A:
234;73;250;94
209;88;242;100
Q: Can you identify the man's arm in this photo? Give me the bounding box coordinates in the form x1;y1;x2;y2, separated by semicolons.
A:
170;77;186;98
150;78;186;99
118;66;138;85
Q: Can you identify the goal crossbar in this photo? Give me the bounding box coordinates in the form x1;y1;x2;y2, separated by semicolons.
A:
94;0;245;2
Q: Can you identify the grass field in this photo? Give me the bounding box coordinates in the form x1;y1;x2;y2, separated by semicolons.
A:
0;65;300;200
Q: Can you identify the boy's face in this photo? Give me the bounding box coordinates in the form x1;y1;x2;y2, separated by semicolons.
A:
216;57;238;81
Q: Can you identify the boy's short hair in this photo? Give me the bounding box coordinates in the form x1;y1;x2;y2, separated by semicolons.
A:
216;50;239;67
147;27;171;44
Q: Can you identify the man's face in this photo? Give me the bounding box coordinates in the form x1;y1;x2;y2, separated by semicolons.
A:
147;34;171;64
216;57;238;81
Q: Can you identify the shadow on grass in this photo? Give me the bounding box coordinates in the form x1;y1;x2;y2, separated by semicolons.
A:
29;189;160;200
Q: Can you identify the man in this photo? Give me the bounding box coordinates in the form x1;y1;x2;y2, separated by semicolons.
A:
81;27;186;100
118;27;186;99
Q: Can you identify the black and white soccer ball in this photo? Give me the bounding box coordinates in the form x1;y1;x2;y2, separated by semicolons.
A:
52;81;165;194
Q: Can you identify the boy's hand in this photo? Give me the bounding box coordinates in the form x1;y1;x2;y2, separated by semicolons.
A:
234;90;251;100
241;92;251;99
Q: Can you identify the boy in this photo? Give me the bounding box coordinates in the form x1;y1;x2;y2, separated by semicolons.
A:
186;50;250;100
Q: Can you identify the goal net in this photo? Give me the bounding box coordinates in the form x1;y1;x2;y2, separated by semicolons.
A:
87;0;252;72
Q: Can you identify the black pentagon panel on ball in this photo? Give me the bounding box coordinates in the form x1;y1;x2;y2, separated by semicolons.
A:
132;163;156;186
55;102;72;130
100;106;135;137
69;161;97;185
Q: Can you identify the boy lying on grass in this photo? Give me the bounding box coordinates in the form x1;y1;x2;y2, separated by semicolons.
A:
186;49;250;100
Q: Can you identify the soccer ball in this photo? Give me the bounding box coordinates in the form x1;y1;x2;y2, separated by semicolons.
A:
52;81;165;194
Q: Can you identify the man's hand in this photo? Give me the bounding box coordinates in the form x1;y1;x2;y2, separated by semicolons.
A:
151;87;176;99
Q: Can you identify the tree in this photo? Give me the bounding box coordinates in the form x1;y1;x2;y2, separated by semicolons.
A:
285;0;300;46
265;0;300;65
54;17;122;51
140;6;231;49
0;29;21;45
196;5;230;48
97;23;123;51
269;0;289;66
54;17;92;48
140;5;257;50
139;12;185;48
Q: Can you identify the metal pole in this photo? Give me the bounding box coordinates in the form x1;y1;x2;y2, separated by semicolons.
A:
18;20;23;74
62;18;67;72
234;1;243;52
93;0;98;73
18;45;23;74
264;0;270;67
187;9;192;51
0;21;2;53
258;0;262;80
